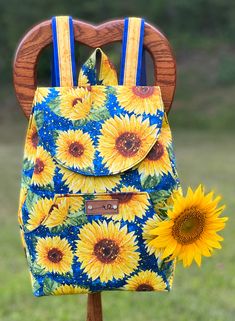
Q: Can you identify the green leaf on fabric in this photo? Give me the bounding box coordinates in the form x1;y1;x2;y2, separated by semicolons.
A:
68;211;88;226
25;190;38;211
34;110;44;129
142;175;161;190
73;118;88;127
52;130;59;141
88;105;110;122
48;96;61;115
50;225;64;233
149;190;170;204
23;158;34;172
107;86;117;95
32;278;41;293
65;271;74;279
43;277;59;295
31;263;47;276
21;174;31;188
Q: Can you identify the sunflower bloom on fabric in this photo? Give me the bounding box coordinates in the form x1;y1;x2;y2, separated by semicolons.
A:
148;185;227;267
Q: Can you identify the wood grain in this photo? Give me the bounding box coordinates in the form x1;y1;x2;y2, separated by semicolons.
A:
87;293;103;321
13;19;176;118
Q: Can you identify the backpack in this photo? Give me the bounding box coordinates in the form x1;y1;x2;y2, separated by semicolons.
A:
18;16;181;296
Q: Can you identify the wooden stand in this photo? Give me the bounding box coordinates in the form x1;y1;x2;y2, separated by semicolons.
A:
13;18;176;321
87;293;103;321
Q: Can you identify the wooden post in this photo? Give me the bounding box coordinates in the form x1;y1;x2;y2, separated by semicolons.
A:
87;293;103;321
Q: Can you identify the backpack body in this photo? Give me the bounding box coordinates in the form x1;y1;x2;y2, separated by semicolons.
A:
18;16;180;296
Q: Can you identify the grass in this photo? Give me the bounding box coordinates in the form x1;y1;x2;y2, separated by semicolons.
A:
0;111;234;321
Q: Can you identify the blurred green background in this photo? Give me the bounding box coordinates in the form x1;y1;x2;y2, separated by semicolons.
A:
0;1;234;320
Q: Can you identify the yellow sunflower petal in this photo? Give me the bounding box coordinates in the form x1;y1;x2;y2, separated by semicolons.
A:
144;185;227;267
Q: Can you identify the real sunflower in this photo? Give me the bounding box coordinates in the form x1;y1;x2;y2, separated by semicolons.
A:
148;185;227;267
98;114;158;174
116;85;163;115
59;165;120;193
32;146;55;187
60;87;92;121
36;236;73;274
99;186;150;222
76;220;140;282
55;130;95;170
124;270;166;291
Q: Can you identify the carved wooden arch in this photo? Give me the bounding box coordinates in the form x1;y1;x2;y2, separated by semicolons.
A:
13;19;176;118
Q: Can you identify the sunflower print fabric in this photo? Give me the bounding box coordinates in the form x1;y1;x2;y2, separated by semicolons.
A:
18;49;180;297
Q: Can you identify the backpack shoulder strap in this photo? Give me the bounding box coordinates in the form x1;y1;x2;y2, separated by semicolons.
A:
51;16;77;87
119;17;145;86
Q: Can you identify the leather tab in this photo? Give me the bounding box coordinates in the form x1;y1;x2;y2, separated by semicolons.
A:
85;199;119;215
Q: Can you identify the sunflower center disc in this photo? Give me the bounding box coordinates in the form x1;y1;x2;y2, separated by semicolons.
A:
31;131;39;148
172;208;205;244
94;238;120;263
69;142;84;157
115;132;141;157
34;158;45;174
47;248;63;263
48;204;59;214
132;86;154;98
136;283;154;291
72;97;83;107
111;192;133;204
147;142;164;161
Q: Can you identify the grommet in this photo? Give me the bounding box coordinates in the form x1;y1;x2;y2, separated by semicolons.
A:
112;205;118;209
87;205;93;210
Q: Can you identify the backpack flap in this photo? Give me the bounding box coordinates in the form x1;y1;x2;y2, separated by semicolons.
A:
33;84;164;177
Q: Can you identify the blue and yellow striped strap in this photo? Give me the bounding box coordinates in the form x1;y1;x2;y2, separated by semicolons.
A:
51;16;77;87
119;17;146;86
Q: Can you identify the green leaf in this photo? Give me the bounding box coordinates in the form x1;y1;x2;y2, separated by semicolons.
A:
21;174;31;188
34;110;44;129
149;190;170;204
31;263;47;276
107;86;116;95
88;105;110;122
23;158;34;172
65;271;74;279
25;190;39;211
43;277;59;295
52;130;59;141
68;210;88;226
32;279;41;292
50;225;64;233
73;118;88;127
142;175;161;189
47;96;61;115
